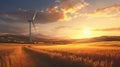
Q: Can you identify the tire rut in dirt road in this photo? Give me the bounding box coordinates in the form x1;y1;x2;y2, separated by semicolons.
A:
0;46;36;67
23;46;84;67
0;47;16;67
22;47;51;67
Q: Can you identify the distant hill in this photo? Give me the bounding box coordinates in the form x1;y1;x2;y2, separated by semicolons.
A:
0;34;71;44
0;34;45;44
72;36;120;43
0;34;120;44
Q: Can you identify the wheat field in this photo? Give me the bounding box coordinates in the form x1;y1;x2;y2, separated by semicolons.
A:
0;41;120;67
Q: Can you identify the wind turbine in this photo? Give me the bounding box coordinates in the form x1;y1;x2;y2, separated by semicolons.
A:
28;10;37;43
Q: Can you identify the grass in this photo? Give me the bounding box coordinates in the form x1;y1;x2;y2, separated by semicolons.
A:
0;41;120;67
30;41;120;67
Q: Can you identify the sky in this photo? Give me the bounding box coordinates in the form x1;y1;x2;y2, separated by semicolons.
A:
0;0;120;39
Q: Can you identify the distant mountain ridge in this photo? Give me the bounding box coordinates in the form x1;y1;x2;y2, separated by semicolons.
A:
0;34;120;44
72;36;120;43
0;34;69;44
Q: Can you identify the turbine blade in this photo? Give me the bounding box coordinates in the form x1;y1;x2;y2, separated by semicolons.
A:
32;11;37;21
32;21;36;30
32;10;37;31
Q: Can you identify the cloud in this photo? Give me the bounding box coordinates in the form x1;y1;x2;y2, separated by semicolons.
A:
0;0;88;24
0;11;28;34
1;2;119;25
36;9;64;23
95;4;120;13
56;0;88;13
0;10;64;24
51;26;72;33
0;23;27;34
0;8;64;34
52;25;82;35
56;0;88;20
83;4;120;18
0;0;88;35
2;1;120;37
94;27;120;31
54;26;72;30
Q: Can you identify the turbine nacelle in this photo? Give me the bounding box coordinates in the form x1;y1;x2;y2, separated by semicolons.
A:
28;20;34;22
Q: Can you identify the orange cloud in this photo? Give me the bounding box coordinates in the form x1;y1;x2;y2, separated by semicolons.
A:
60;0;88;13
94;27;120;31
55;0;88;20
95;4;120;13
83;4;120;18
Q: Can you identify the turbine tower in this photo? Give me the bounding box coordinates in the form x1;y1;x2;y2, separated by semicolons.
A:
28;10;37;43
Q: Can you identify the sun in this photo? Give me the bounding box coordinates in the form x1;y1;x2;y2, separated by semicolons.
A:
67;28;94;39
83;29;91;35
82;29;92;38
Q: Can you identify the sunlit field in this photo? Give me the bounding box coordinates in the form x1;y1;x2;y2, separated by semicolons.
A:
0;41;120;67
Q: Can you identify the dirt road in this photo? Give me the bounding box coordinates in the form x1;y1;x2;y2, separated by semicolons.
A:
0;45;78;67
0;45;35;67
